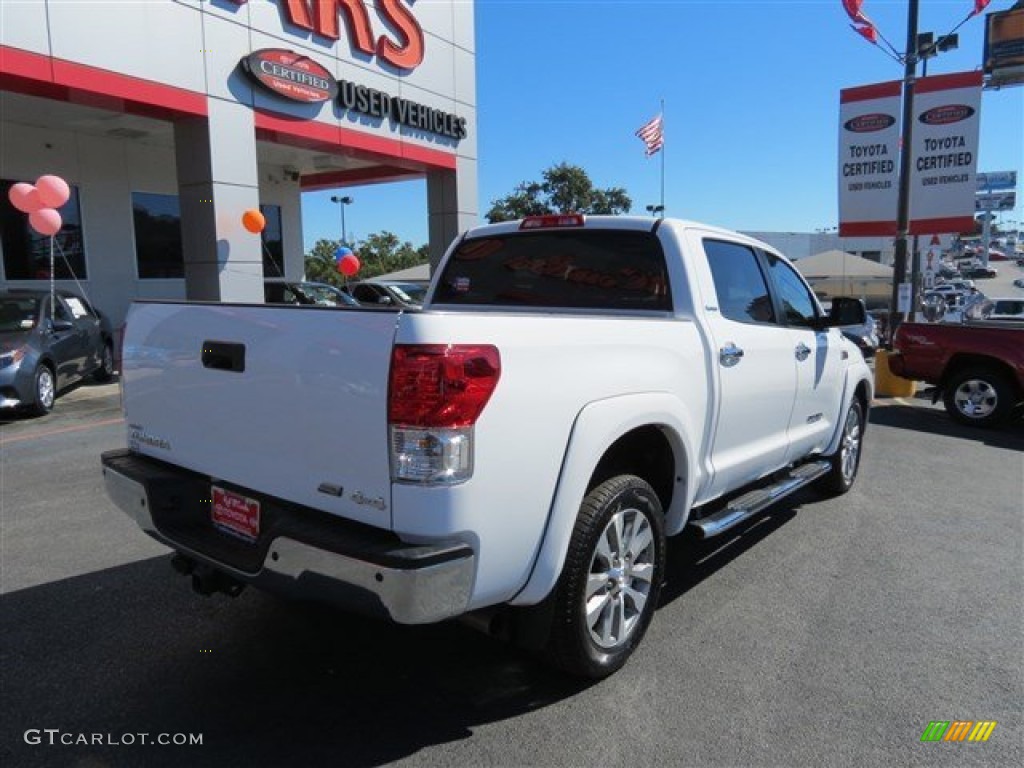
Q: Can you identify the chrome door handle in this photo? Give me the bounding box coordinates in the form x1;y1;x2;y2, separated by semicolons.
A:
720;343;744;367
795;342;811;361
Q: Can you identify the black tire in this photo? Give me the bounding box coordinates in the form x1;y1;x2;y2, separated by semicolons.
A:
817;398;864;497
93;342;115;383
546;475;666;679
942;367;1014;428
30;364;56;416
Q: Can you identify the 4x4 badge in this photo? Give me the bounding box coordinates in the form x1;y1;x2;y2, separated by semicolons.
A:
351;491;387;511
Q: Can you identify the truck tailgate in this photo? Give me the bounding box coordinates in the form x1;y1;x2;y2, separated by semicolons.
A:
122;302;399;529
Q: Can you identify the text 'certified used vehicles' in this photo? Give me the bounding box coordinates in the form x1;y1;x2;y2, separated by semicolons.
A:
0;289;114;415
102;216;872;679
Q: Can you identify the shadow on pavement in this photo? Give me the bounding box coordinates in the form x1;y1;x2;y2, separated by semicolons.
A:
0;556;585;768
0;505;806;767
0;377;120;429
660;504;798;607
869;402;1023;450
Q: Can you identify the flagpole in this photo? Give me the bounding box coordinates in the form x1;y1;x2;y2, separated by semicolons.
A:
659;98;665;215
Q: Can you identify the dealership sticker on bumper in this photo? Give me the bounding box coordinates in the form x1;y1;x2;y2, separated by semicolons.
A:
212;486;260;542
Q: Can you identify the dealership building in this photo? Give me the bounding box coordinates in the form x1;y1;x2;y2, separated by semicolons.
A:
0;0;477;326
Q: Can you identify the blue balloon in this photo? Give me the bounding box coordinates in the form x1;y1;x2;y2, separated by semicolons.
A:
334;246;353;262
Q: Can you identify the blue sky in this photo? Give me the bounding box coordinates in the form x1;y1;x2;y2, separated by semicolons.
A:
301;0;1024;251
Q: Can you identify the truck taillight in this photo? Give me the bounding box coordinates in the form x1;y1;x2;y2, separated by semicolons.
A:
388;344;500;484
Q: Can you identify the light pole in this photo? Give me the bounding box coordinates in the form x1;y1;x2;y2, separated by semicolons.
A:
909;30;958;320
887;0;920;343
646;204;665;218
330;195;353;245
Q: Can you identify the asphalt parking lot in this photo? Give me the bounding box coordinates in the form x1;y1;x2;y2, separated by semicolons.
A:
1;379;1021;768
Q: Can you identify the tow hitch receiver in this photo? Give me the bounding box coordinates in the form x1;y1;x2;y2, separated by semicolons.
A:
171;553;245;597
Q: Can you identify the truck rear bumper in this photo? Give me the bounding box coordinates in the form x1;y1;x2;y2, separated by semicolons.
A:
101;449;475;624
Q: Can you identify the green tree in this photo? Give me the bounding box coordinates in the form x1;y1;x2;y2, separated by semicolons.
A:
303;232;428;284
355;231;428;278
485;163;632;223
304;238;345;285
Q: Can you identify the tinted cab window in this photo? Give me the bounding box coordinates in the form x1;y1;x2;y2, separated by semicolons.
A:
703;240;775;323
434;230;671;311
764;252;820;327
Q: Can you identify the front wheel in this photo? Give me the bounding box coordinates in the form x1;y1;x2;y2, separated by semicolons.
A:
817;398;864;496
546;475;666;679
942;367;1014;428
30;364;56;416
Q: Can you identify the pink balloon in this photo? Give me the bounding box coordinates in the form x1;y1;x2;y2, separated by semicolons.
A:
29;208;62;237
338;254;360;277
8;183;43;213
35;175;71;208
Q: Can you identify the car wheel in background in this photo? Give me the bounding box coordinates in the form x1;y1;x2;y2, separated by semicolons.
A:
93;342;115;383
943;367;1014;428
30;364;56;416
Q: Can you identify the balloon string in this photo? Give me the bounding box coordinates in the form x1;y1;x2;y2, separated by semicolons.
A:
50;236;55;323
51;238;97;313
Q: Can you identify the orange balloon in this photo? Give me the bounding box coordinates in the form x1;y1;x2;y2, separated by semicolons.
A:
242;209;265;234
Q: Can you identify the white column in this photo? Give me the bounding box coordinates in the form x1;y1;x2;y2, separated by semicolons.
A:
174;99;263;301
427;156;478;272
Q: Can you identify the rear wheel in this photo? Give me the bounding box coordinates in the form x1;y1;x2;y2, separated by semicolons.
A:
943;367;1014;428
93;342;114;383
30;364;55;416
546;475;666;679
817;398;864;496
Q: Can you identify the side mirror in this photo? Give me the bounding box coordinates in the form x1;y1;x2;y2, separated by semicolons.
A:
828;297;867;326
50;319;74;333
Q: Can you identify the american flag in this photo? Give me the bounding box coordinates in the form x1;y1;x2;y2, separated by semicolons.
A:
635;114;663;157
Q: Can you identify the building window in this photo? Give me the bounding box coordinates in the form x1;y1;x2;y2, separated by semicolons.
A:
261;204;284;277
132;192;184;279
1;179;87;280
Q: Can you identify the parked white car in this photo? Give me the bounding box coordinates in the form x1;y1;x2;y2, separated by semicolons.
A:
986;298;1024;322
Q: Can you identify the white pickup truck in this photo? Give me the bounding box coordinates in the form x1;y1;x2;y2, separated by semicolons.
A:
102;215;872;678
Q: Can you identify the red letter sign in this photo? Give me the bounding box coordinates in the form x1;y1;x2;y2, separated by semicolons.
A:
377;0;425;70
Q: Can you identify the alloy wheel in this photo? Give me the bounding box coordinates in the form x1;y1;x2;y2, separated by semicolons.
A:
953;379;997;420
840;405;862;482
37;367;55;410
585;506;656;650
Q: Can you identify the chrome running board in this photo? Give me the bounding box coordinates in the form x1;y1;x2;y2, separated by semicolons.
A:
689;461;830;539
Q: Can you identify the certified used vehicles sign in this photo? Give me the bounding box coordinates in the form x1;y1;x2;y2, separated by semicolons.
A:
241;49;337;104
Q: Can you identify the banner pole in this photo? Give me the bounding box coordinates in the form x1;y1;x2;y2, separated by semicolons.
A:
888;0;920;344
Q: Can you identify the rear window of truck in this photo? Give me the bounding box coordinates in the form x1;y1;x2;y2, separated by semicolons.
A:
432;230;672;312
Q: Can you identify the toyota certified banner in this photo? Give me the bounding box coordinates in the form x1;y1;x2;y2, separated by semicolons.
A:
908;71;983;235
838;80;902;236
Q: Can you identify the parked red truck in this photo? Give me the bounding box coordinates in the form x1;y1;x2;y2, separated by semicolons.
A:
889;322;1024;427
